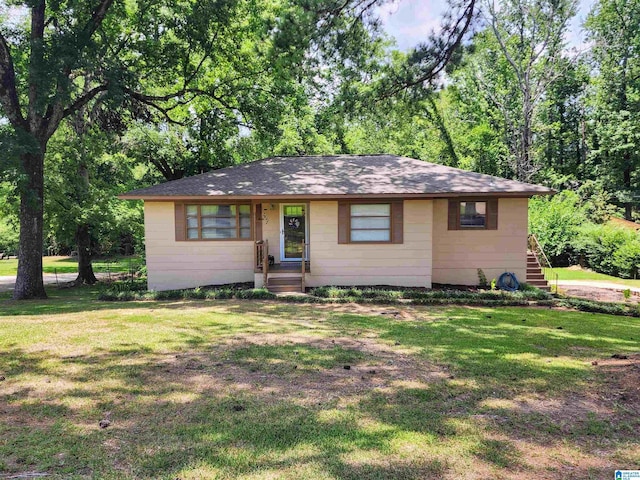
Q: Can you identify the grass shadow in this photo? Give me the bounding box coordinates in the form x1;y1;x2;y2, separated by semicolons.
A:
1;300;639;478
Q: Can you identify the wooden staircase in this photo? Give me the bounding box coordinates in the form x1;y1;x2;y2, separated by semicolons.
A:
267;275;304;293
257;240;308;294
527;252;551;291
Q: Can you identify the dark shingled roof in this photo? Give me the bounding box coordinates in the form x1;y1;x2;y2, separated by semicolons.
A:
120;154;554;199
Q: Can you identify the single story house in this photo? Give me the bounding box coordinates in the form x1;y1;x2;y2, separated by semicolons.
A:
120;154;553;292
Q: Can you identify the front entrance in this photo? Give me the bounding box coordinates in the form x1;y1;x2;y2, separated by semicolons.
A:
280;204;307;261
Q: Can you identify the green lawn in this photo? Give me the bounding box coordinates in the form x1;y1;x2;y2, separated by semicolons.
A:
0;256;141;276
549;266;640;287
1;287;639;479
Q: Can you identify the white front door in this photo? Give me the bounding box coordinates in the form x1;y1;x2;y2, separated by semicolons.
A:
280;204;307;262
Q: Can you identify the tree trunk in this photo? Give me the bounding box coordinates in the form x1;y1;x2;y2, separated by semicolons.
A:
13;151;47;300
624;158;633;220
74;224;97;285
520;91;533;182
425;95;459;167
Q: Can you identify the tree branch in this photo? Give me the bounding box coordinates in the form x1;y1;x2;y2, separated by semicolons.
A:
44;83;110;140
0;32;26;129
388;0;477;94
486;0;525;89
123;86;241;116
83;0;116;39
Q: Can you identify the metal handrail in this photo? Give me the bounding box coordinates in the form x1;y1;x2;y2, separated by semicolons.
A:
528;233;559;294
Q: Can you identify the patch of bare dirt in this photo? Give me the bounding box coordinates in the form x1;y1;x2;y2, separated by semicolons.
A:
561;286;640;304
313;303;446;321
486;396;613;420
161;334;449;407
595;353;640;414
490;354;640;428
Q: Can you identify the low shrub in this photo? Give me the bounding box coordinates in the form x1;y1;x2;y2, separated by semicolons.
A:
235;288;277;300
107;279;148;292
477;269;488;288
310;285;550;302
96;282;640;318
205;288;235;299
154;290;183;300
310;286;344;298
557;297;640;317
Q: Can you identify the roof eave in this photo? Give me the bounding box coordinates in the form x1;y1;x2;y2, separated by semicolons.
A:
118;190;555;201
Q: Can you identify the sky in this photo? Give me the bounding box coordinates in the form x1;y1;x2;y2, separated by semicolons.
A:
380;0;595;52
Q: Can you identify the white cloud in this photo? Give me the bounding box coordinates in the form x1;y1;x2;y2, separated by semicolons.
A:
378;0;449;50
380;0;596;52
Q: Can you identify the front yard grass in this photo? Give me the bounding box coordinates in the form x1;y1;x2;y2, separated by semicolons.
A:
0;256;140;276
549;266;640;287
1;287;639;479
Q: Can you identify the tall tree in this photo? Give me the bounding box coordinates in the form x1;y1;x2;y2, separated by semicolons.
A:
586;0;640;219
478;0;576;181
0;0;296;299
0;0;478;300
44;100;133;285
537;59;589;181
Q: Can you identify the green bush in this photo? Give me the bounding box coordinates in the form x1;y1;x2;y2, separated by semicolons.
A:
574;223;640;278
309;286;550;302
529;191;588;265
612;238;640;279
182;287;207;299
530;189;640;279
235;288;276;300
205;288;235;299
98;281;553;305
558;297;640;317
477;269;488;288
0;217;18;253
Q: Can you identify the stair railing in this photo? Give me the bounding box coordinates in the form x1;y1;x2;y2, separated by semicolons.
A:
528;233;559;294
300;242;309;292
255;241;264;272
262;239;269;288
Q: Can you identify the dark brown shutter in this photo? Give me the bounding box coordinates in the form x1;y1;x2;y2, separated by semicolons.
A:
448;199;459;230
338;201;349;244
391;200;403;244
174;202;186;241
486;198;499;230
254;203;262;241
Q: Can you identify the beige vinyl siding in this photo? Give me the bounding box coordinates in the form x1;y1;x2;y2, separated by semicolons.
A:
432;198;528;285
261;202;281;264
307;200;432;287
144;202;254;291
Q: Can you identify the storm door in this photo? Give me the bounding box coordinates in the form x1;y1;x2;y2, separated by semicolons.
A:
280;204;307;261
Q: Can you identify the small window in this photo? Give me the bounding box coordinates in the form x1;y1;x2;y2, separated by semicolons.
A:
460;201;486;228
448;198;497;231
186;204;251;240
350;204;391;242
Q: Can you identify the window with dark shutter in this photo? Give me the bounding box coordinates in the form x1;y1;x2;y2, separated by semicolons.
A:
176;203;252;241
448;199;499;230
338;200;403;244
